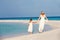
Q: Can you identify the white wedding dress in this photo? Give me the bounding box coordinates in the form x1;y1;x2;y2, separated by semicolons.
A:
39;15;46;32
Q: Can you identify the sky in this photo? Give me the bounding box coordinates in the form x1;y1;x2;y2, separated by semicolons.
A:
0;0;60;18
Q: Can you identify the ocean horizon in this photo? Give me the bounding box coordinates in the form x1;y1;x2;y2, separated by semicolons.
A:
0;16;60;20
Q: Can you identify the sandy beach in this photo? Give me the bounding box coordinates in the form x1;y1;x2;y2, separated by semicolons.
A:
0;20;60;40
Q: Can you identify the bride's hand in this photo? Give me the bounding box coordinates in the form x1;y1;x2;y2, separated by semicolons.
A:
45;20;48;22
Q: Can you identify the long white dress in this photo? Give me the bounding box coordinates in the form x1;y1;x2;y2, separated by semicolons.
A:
28;22;33;32
39;15;46;32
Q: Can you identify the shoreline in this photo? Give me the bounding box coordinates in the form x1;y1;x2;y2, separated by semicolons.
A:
0;20;60;40
0;20;60;22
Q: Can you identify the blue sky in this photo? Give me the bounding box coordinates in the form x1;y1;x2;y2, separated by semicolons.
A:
0;0;60;18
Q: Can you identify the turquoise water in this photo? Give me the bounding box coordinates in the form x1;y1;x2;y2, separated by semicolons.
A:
0;17;60;38
0;23;28;37
0;22;52;38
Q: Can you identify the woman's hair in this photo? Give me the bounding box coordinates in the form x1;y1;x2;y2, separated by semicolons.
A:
40;11;45;15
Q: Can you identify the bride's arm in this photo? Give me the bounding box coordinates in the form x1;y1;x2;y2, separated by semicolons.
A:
45;15;48;20
38;16;41;20
45;15;48;22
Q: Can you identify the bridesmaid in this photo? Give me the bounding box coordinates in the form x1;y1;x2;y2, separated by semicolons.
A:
28;18;33;34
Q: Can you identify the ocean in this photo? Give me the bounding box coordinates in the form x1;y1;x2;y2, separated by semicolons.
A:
0;16;60;20
0;17;60;38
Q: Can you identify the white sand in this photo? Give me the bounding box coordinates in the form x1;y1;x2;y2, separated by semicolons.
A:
0;20;60;40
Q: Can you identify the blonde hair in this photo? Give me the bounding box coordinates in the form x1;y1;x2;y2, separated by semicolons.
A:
40;11;45;15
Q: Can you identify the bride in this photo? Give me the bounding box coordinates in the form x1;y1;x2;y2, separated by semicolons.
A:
38;11;48;33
